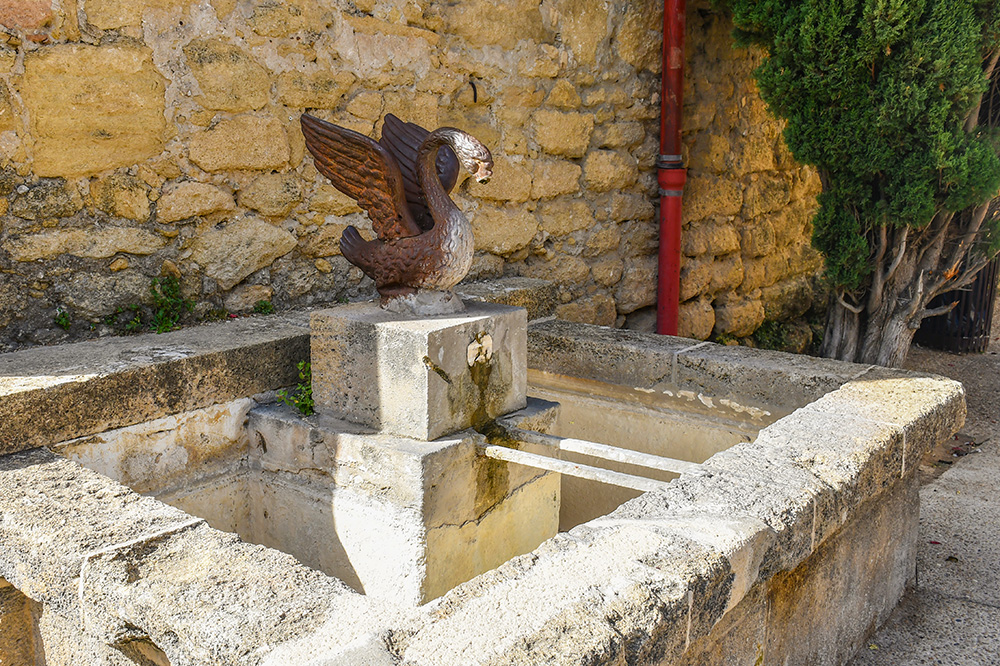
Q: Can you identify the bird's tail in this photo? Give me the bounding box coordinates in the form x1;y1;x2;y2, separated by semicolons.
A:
340;225;374;272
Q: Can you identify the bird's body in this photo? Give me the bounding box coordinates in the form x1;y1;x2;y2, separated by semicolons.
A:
300;113;492;303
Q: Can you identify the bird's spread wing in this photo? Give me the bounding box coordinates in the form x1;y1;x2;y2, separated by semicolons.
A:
301;113;421;240
379;113;460;231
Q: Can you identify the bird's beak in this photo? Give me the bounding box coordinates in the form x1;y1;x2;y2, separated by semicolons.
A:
475;164;492;184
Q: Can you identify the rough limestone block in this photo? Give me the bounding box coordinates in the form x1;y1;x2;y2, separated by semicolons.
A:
311;302;527;440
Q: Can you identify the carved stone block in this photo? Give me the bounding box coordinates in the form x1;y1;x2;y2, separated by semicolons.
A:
310;301;527;440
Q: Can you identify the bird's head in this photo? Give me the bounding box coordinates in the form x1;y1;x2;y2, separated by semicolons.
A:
451;131;494;184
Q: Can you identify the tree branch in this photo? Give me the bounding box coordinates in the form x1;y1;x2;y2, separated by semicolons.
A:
922;301;959;319
836;290;865;314
868;225;888;312
885;226;908;284
927;201;991;298
965;48;1000;133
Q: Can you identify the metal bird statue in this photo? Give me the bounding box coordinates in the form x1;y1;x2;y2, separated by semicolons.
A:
300;113;493;312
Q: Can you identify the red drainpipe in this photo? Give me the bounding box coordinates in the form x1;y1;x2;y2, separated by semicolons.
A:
656;0;687;335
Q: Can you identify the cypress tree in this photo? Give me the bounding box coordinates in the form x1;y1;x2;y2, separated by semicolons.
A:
721;0;1000;365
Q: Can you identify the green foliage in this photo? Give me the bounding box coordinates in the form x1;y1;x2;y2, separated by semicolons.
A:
722;0;1000;289
150;276;194;333
203;308;229;322
752;320;790;350
277;361;315;416
102;277;194;335
54;308;71;331
253;299;274;315
104;304;143;335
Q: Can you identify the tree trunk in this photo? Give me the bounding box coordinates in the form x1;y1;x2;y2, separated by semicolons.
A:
820;296;917;367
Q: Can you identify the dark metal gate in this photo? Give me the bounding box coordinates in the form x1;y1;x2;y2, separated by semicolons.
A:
914;254;1000;353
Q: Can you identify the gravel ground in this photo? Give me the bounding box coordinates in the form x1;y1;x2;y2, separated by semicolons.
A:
848;294;1000;666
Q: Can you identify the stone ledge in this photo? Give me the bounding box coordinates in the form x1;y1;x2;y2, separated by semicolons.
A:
456;278;557;321
0;314;310;455
0;448;397;666
527;319;869;418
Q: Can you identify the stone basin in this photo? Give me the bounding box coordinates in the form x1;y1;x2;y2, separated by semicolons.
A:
0;291;965;665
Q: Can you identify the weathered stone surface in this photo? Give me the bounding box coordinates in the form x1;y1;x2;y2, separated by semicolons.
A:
245;0;333;36
523;254;590;285
594;122;645;149
346;15;441;46
710;254;744;292
466;157;532;203
311;301;527;440
550;0;608;65
583;150;638;192
532;110;594;158
688;133;731;173
456;277;557;320
761;277;813;321
530;160;582;199
472;207;538;255
0;84;16;133
538;199;595;236
20;45;167;177
0;447;393;665
91;172;151;221
615;0;662;71
189;218;297;289
10;180;81;219
615;256;657;313
584;224;622;257
619;219;658;257
556;293;616;326
680;255;713;301
714;296;765;337
157;182;235;223
546;80;582;110
0;0;53;40
744;174;791;218
591;257;624;286
299;221;352;258
184;39;269;112
678;297;715;340
683;173;743;222
224;284;274;312
517;46;561;78
740;218;777;258
0;579;35;664
309;184;363;216
276;71;356;109
246;401;557;605
84;0;198;29
5;227;165;262
443;0;549;49
189;115;290;172
345;91;384;121
239;173;302;217
598;192;656;223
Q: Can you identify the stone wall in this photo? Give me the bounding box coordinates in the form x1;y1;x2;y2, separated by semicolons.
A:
676;3;823;339
0;0;820;351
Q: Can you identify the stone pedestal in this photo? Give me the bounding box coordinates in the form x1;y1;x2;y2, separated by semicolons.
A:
247;404;560;604
311;301;527;441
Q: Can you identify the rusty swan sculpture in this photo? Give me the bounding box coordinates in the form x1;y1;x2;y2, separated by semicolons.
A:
300;113;493;312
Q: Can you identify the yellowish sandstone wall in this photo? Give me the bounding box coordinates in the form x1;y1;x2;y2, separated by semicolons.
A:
0;0;819;350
